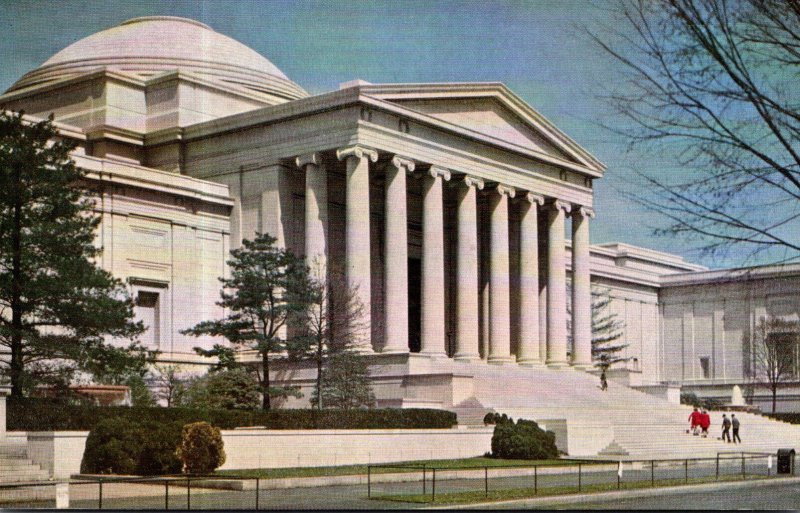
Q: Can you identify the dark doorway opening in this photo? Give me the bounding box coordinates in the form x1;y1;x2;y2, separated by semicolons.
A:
408;258;421;352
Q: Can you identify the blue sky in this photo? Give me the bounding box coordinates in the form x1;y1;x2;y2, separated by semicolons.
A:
0;0;718;267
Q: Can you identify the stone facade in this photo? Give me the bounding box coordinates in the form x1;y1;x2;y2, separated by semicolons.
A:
2;16;799;409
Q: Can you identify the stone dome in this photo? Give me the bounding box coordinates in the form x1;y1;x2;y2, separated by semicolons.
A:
7;16;308;102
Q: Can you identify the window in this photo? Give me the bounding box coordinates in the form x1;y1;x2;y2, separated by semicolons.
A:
699;356;711;379
135;291;160;348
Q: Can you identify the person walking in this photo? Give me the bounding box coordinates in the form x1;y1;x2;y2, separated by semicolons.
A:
600;371;608;391
688;407;701;435
721;414;732;443
732;414;741;444
700;409;710;438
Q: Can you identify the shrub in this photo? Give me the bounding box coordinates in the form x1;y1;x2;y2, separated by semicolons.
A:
180;369;261;411
80;418;183;475
491;418;559;460
483;412;513;425
680;392;724;411
176;422;226;474
8;399;456;431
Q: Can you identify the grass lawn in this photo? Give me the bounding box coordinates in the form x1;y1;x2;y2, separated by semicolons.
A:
372;474;773;505
215;457;597;480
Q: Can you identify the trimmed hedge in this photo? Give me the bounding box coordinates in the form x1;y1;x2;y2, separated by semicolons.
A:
7;399;457;431
765;413;800;424
81;418;183;475
491;418;559;460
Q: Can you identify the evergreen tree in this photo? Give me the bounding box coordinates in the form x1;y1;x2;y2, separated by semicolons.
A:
590;288;627;371
0;111;147;398
182;233;311;409
313;350;375;409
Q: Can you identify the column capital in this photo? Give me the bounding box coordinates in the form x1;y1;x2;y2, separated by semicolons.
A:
463;175;485;190
336;145;378;163
491;183;516;198
549;199;571;214
524;192;545;206
575;205;596;219
295;152;322;169
390;155;416;173
427;165;452;181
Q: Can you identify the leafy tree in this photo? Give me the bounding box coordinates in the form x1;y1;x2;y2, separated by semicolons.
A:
182;234;311;409
590;288;627;371
0;111;146;398
297;263;370;409
125;373;156;407
193;344;241;373
748;316;799;413
590;0;800;264
180;368;260;410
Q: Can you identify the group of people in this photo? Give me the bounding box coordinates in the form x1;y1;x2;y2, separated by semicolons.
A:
688;408;742;443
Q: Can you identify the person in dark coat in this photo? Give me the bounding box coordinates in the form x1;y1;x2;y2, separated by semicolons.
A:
732;414;741;443
721;414;732;442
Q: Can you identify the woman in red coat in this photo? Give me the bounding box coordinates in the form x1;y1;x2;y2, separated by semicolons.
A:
699;409;711;437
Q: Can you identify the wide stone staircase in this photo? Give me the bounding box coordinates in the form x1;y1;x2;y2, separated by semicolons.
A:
453;362;800;459
0;441;49;483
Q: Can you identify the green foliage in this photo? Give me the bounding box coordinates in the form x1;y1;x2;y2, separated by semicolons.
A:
590;288;627;371
80;418;182;475
180;368;261;410
193;344;240;372
311;351;375;409
0;111;147;397
491;418;559;460
765;413;800;424
680;392;724;411
8;398;456;431
483;412;513;425
182;233;312;409
125;374;156;408
176;422;226;474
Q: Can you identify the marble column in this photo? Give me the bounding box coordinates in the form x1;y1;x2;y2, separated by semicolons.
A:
488;184;516;364
296;152;328;276
383;155;415;354
420;166;451;356
336;145;378;353
571;205;595;369
454;175;484;361
518;192;545;365
546;199;571;367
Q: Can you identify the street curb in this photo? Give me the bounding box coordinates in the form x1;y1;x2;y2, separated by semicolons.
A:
422;475;800;509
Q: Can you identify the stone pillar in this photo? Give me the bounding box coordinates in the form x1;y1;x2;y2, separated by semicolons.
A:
547;199;571;367
296;153;328;275
488;184;516;364
454;175;484;361
0;385;9;441
571;206;595;369
518;192;545;365
420;166;451;356
383;156;415;354
336;145;378;352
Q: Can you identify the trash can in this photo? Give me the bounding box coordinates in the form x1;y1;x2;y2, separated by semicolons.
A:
777;449;795;475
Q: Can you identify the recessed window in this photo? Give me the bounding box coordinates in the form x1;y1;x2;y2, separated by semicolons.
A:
135;291;160;348
699;356;710;379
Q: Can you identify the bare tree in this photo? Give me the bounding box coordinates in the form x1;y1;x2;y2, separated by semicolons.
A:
749;316;799;413
296;261;372;409
590;0;800;264
152;364;186;407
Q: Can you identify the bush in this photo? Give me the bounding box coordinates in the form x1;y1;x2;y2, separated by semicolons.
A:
81;418;183;475
176;422;226;474
764;413;800;424
483;412;513;425
680;392;724;411
180;369;261;411
8;398;456;431
491;418;559;460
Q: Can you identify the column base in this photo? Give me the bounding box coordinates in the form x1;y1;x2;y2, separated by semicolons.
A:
381;348;410;356
487;356;514;365
517;359;546;367
418;351;449;359
454;353;481;362
546;361;572;370
571;362;594;371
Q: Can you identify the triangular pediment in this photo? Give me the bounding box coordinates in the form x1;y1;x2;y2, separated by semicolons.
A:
356;83;605;174
395;97;575;161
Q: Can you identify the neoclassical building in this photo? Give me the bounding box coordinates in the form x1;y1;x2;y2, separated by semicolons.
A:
2;16;798;411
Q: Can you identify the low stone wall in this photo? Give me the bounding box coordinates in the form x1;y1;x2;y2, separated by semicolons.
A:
12;427;494;477
219;427;494;470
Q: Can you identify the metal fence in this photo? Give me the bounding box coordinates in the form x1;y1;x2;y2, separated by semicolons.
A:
367;452;786;502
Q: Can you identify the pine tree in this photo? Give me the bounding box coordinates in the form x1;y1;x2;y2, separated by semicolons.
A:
182;233;311;410
590;288;627;371
0;111;147;398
